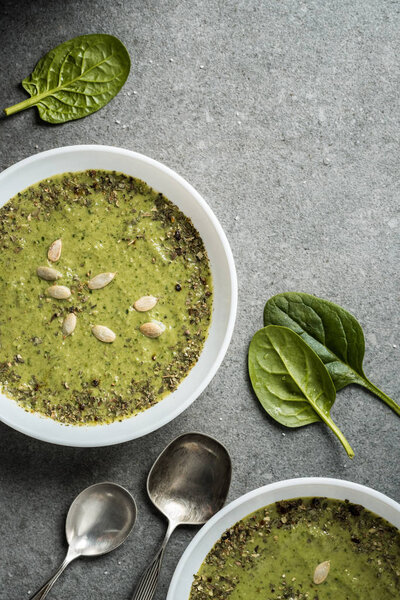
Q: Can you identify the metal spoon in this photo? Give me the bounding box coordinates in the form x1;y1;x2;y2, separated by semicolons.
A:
31;482;137;600
131;432;231;600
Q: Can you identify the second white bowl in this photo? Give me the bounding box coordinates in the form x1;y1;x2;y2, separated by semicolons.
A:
167;477;400;600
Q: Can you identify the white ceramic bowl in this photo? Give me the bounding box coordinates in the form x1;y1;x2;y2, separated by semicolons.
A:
0;145;237;446
167;477;400;599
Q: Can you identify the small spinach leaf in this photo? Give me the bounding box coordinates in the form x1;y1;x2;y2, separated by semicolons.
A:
248;325;354;458
263;292;400;416
4;34;130;124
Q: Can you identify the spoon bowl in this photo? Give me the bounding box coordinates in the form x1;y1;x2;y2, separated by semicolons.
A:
66;482;137;556
148;433;232;525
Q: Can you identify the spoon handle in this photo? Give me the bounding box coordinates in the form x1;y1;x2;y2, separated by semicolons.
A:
131;521;175;600
30;551;76;600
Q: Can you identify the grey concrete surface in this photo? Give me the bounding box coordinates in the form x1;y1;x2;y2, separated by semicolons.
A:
0;1;399;598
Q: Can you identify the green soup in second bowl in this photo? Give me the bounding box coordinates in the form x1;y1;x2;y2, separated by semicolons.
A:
190;497;400;600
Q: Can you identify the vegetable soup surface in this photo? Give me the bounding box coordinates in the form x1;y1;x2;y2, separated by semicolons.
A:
0;170;212;424
190;497;400;600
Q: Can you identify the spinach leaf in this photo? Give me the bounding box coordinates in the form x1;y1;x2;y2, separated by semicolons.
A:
248;325;354;458
263;292;400;416
4;34;130;124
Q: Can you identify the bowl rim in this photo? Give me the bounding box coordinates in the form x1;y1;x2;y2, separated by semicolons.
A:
0;145;238;446
167;476;400;599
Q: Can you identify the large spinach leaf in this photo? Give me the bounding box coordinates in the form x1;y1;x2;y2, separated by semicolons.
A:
4;34;130;124
263;292;400;416
248;325;354;457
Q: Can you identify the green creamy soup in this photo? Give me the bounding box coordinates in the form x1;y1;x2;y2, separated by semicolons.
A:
190;498;400;600
0;170;212;424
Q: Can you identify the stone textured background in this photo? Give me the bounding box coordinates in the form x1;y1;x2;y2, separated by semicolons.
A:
0;1;399;598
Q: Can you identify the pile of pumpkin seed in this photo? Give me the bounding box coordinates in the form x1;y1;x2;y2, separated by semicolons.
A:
36;238;165;343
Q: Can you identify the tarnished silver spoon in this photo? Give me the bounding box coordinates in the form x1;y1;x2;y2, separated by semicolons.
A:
131;432;231;600
31;482;137;600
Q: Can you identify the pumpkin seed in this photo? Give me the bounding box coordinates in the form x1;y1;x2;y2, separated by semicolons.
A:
47;285;71;299
92;325;116;343
88;272;116;290
62;313;77;336
48;238;62;262
139;321;165;338
133;295;158;312
313;561;330;584
37;266;62;281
